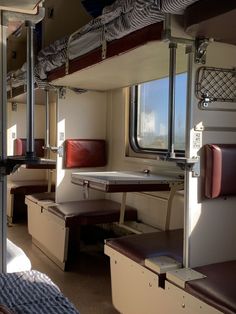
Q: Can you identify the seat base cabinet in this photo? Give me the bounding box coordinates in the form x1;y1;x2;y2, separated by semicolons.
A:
26;197;69;271
104;245;222;314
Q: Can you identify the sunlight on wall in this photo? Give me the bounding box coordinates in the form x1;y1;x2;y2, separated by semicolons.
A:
56;118;65;187
7;124;17;156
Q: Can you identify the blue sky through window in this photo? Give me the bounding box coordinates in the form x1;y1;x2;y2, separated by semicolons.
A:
138;72;187;151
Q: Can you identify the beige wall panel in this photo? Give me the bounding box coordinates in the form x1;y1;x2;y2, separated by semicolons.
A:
186;42;236;267
7;102;46;182
27;200;68;262
56;89;107;203
106;89;184;230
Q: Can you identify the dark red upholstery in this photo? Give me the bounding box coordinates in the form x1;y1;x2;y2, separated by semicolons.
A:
205;144;236;198
14;138;45;157
0;305;13;314
10;183;55;195
48;199;137;227
64;139;106;168
10;182;55;222
106;229;183;265
185;260;236;314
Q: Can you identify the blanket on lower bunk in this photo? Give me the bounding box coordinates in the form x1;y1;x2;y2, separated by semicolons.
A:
0;270;79;314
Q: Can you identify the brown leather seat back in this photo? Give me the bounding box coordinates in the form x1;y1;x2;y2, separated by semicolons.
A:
14;138;45;157
64;139;106;169
205;144;236;198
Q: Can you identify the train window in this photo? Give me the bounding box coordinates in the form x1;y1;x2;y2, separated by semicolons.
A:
129;72;187;156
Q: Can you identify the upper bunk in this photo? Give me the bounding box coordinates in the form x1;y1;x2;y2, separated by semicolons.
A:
0;0;41;13
3;0;43;39
7;0;200;95
8;0;236;94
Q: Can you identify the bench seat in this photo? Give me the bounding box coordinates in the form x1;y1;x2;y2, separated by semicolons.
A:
7;181;55;223
105;229;183;266
26;195;137;270
26;192;56;206
105;230;185;314
185;260;236;314
48;199;137;227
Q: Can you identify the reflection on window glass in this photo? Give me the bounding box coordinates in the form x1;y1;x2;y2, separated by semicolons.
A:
136;73;187;151
174;73;187;150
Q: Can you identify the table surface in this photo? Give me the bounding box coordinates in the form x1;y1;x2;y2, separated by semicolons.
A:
71;171;183;186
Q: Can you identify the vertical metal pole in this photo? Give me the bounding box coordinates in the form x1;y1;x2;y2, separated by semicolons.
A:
45;89;52;192
45;89;50;157
183;46;194;268
168;43;177;158
0;11;7;273
26;21;35;158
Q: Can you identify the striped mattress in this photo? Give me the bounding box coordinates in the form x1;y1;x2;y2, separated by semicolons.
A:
0;270;79;314
7;0;198;89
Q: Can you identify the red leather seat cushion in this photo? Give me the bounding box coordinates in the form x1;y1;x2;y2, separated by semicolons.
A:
185;260;236;314
64;139;106;168
205;144;236;198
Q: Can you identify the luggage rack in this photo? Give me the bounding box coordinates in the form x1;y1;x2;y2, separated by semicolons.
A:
196;66;236;111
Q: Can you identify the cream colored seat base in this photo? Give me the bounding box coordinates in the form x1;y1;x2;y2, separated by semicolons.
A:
105;245;222;314
26;196;69;271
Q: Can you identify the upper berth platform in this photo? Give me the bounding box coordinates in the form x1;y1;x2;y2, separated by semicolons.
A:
185;0;236;45
8;0;197;94
49;23;188;91
48;23;166;91
0;0;42;13
8;87;57;106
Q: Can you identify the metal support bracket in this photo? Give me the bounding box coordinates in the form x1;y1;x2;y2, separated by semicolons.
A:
166;156;200;177
58;87;67;99
162;14;194;46
165;182;184;230
195;123;236;133
167;268;206;289
195;37;212;64
102;40;107;60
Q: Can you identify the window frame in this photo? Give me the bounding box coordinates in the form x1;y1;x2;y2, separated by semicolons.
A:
129;81;186;157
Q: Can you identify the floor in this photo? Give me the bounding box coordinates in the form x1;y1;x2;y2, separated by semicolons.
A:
7;223;120;314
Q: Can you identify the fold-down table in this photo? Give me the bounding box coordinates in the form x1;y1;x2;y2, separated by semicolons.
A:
71;171;184;232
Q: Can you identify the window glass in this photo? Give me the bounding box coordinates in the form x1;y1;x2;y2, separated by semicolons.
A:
131;72;187;154
174;72;187;151
137;78;169;150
